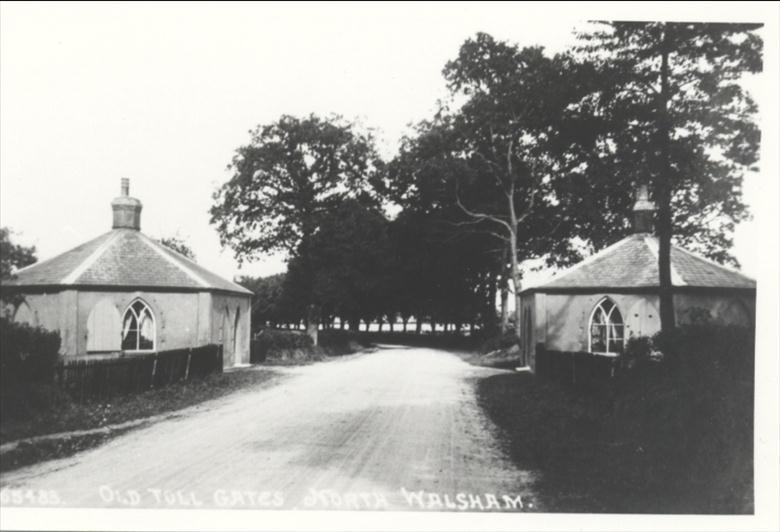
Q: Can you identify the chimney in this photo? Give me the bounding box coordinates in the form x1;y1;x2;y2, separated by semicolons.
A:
111;178;143;230
632;184;655;233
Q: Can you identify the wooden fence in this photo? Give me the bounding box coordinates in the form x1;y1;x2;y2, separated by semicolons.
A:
57;344;223;402
535;344;619;393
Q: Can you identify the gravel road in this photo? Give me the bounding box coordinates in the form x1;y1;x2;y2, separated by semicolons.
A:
0;346;538;511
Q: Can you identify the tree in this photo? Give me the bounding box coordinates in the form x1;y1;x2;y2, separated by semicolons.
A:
1;227;36;281
0;227;37;310
441;33;594;349
237;273;293;329
285;197;391;332
159;235;196;261
210;114;383;344
576;22;762;332
389;121;504;335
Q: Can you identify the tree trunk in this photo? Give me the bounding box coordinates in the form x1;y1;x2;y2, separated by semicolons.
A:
305;304;319;346
486;270;498;334
415;317;422;334
505;171;523;365
500;246;510;333
657;26;676;333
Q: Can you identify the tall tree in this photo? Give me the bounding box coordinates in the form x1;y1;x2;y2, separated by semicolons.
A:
237;273;292;329
210;114;382;344
576;22;762;332
442;33;594;349
389;121;503;334
294;197;391;331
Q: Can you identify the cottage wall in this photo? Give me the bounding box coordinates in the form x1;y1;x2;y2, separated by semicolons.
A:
73;291;207;356
524;289;755;371
8;290;251;363
674;292;755;326
209;293;251;367
532;293;660;355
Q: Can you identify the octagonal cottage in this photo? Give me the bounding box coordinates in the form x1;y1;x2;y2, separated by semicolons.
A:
2;179;252;367
518;187;757;371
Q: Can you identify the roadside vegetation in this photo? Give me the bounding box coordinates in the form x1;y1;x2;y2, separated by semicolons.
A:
251;329;373;365
0;361;284;472
477;324;754;513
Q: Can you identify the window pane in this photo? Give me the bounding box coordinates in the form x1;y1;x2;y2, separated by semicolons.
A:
122;314;137;338
610;307;624;325
138;334;154;350
139;314;154;349
608;337;624;353
122;330;138;350
592;307;606;325
132;301;146;314
591;325;607;352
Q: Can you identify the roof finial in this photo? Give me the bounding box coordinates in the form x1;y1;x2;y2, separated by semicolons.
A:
633;184;655;233
121;177;130;196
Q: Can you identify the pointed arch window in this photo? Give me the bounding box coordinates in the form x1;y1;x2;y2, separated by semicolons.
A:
588;298;624;355
122;299;156;351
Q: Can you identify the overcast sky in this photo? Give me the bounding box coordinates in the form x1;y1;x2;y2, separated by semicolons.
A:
1;2;776;283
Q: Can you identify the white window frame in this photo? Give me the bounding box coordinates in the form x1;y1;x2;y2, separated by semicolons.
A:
587;297;625;357
121;299;156;352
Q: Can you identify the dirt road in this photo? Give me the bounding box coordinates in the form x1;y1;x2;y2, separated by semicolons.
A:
0;346;537;511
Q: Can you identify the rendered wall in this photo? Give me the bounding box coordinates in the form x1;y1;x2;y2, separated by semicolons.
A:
10;290;219;357
529;290;756;362
210;292;251;367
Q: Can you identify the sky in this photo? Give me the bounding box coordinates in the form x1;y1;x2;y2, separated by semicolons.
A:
1;2;777;285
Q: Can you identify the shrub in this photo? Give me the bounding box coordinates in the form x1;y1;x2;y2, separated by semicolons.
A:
318;329;369;350
251;329;313;362
478;328;518;354
0;317;61;385
652;323;754;380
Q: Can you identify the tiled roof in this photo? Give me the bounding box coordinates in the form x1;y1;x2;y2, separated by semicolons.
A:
4;229;252;295
529;234;755;291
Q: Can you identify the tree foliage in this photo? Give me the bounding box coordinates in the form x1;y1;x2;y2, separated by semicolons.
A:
211;114;384;342
210;114;383;261
575;22;762;330
159;235;196;261
0;227;37;282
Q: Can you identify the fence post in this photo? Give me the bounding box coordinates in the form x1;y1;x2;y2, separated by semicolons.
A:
150;356;158;389
185;348;192;381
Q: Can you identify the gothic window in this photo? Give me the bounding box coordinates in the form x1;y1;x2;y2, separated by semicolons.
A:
588;297;625;355
121;299;155;351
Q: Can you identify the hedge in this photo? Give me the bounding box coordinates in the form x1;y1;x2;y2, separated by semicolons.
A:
0;317;61;386
250;329;313;363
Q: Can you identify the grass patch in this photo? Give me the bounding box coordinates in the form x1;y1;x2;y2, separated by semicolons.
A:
0;368;284;471
477;372;753;514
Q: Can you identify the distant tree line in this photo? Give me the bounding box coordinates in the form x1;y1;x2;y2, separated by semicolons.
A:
211;22;761;344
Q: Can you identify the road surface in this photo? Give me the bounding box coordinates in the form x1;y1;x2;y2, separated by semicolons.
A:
0;346;537;511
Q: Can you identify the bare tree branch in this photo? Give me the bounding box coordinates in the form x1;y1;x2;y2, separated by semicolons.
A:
454;180;513;233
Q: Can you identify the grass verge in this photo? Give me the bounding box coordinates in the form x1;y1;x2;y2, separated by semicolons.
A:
477;372;753;514
0;368;284;472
